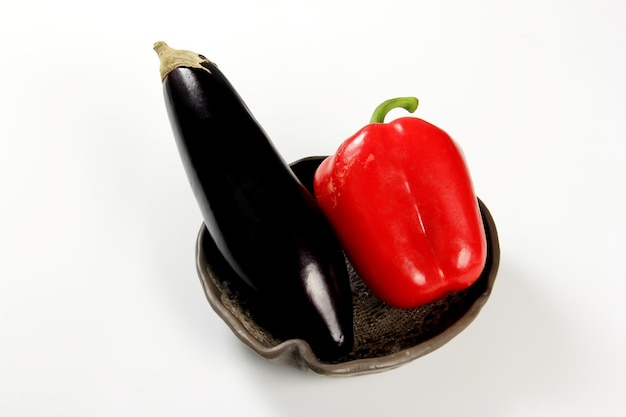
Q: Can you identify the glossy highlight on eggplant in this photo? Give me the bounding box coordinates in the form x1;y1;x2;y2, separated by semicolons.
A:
153;42;354;361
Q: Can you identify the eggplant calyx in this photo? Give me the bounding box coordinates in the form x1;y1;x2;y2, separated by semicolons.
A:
153;41;215;80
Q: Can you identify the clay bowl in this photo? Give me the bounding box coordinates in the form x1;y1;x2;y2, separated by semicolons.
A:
195;156;500;376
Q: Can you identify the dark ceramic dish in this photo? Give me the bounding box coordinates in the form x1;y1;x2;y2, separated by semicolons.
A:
195;157;500;376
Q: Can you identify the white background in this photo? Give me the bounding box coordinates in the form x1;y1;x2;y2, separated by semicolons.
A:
1;0;625;415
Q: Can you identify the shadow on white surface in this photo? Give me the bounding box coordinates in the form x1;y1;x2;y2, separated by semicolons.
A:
232;256;593;416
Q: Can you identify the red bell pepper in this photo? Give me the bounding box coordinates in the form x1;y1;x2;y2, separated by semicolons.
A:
313;97;487;309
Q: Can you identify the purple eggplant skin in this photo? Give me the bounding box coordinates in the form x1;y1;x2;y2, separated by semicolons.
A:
154;42;353;362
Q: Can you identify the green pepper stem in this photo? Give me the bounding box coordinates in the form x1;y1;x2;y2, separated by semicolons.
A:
369;97;419;123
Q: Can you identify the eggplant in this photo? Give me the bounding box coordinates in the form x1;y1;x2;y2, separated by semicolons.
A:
154;42;354;361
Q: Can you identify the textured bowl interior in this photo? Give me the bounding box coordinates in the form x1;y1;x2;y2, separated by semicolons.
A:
195;157;500;376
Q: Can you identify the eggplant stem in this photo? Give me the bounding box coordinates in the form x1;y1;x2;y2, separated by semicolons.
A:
153;41;214;80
